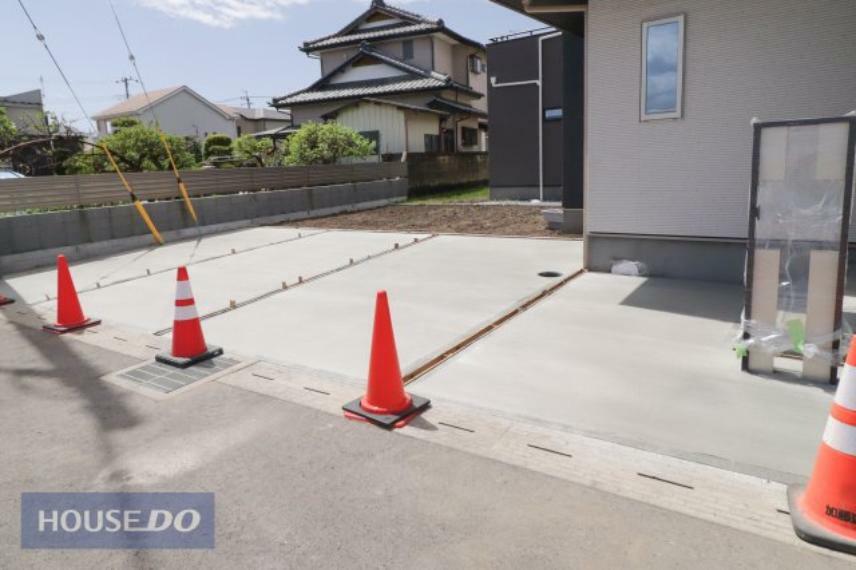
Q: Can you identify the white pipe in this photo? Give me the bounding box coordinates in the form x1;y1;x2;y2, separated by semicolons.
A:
490;31;561;202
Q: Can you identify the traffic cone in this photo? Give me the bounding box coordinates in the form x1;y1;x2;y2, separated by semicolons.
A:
343;290;430;429
0;294;13;306
43;255;100;334
789;336;856;554
156;266;222;368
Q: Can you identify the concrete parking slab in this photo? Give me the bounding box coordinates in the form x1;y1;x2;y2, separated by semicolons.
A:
412;273;834;482
0;226;321;304
200;235;583;379
8;229;428;334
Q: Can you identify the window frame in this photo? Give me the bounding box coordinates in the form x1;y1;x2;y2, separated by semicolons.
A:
640;13;685;121
469;54;484;75
461;126;479;147
402;39;414;61
544;107;563;121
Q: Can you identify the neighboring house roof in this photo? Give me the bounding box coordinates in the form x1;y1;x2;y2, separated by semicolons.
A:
218;105;292;122
301;0;484;52
274;44;481;107
427;97;488;118
321;97;449;119
92;85;233;121
0;89;43;107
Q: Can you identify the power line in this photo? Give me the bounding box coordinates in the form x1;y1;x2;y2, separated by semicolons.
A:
108;0;157;122
16;0;95;133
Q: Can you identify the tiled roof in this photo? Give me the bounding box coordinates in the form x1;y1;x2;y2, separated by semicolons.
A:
301;0;482;52
428;97;488;117
278;77;446;105
92;86;182;119
218;105;292;121
0;89;42;106
275;45;481;107
304;22;440;50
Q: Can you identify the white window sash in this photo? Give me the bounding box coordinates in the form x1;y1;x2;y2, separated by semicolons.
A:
640;14;685;121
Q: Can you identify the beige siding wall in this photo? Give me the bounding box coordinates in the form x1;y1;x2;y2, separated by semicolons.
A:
320;47;359;75
291;102;347;126
337;102;407;154
405;112;440;153
587;0;856;239
319;37;434;75
433;37;455;77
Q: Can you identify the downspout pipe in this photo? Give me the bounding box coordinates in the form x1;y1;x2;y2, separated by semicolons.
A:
490;31;561;202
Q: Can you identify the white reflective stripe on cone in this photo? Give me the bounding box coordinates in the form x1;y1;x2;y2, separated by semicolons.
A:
823;416;856;457
834;364;856;411
175;281;194;301
174;305;199;321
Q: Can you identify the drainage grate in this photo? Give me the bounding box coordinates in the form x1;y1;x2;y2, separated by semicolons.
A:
116;356;240;394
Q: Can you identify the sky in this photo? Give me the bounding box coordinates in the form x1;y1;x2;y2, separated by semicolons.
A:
2;0;543;133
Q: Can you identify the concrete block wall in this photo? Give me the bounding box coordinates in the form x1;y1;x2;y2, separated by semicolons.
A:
0;179;407;274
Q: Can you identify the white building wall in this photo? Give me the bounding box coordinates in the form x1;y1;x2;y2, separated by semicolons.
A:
586;0;856;239
102;90;236;138
337;102;407;154
329;62;406;84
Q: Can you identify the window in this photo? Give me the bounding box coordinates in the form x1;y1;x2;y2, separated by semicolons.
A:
641;14;684;120
424;134;440;153
544;108;563;121
469;55;485;74
402;40;414;61
461;127;478;147
359;130;381;154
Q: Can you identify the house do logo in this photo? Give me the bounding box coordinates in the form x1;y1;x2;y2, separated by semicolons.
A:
21;493;215;549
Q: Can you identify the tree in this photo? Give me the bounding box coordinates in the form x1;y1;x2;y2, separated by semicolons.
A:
233;134;274;167
285;122;376;166
110;116;141;132
63;123;196;174
0;107;17;149
204;133;233;161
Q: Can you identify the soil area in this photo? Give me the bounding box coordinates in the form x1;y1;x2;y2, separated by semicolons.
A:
287;204;573;237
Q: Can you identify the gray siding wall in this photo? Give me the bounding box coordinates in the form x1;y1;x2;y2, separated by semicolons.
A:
587;0;856;239
488;33;564;200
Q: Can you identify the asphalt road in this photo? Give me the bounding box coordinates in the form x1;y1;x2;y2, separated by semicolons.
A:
0;321;849;569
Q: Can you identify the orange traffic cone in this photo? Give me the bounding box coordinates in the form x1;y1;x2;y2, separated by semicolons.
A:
789;337;856;554
156;266;222;368
343;290;430;429
43;255;100;334
0;294;13;306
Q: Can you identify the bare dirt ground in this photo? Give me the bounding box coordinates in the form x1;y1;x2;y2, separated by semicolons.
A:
288;204;571;237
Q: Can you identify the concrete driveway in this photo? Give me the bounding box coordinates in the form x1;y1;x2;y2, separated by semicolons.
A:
412;272;834;482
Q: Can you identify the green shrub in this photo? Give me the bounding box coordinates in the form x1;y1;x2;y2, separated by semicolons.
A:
233;134;274;167
285;122;376;166
204;133;233;160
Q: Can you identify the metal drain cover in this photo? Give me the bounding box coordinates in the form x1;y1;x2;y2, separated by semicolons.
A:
116;356;241;394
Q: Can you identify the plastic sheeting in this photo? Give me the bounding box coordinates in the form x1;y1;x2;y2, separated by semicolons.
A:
737;120;853;368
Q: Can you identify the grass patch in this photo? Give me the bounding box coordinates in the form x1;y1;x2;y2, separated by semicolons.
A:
407;186;489;205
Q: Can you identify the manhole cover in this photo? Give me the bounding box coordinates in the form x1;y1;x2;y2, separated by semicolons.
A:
538;271;563;278
116;356;240;394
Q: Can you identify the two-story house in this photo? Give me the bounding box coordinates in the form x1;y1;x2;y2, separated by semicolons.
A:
273;0;488;155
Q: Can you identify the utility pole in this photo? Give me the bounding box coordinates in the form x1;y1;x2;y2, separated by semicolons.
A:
115;76;138;99
242;89;252;109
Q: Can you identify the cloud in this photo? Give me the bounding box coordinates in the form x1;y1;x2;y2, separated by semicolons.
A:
137;0;313;28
